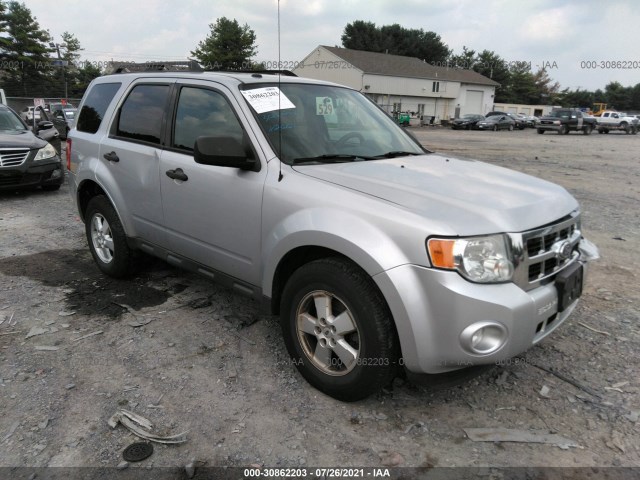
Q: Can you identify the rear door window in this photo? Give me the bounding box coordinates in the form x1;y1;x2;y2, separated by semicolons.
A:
116;84;171;145
77;82;121;134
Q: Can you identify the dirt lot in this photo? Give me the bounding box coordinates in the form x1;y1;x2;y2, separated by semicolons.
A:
1;127;639;474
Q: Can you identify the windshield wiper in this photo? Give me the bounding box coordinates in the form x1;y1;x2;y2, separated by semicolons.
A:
292;154;375;165
375;151;423;159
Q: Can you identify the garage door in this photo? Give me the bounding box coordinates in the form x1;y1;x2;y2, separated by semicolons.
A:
465;90;483;115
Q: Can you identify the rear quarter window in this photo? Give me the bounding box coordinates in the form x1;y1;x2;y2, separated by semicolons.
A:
76;82;121;134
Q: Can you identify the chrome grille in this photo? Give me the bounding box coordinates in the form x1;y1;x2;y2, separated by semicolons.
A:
0;148;30;167
509;211;581;291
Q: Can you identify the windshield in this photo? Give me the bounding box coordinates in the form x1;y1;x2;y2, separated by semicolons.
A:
549;111;570;119
242;83;425;163
0;109;27;131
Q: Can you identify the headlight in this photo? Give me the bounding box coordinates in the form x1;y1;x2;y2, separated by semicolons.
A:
34;143;57;161
427;234;514;283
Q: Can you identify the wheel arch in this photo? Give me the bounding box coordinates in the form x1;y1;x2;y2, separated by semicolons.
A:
77;179;108;222
267;243;389;317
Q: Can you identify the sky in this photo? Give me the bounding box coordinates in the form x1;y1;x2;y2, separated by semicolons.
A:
22;0;640;91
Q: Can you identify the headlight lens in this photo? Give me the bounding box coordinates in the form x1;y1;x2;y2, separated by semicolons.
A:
427;234;514;283
34;143;57;161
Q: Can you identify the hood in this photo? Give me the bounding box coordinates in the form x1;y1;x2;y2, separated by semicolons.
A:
292;154;578;236
0;130;46;149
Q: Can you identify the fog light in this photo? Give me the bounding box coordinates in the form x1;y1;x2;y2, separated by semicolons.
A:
460;322;507;355
51;169;62;179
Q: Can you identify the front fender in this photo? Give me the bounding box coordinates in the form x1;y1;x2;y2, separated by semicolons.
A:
261;207;412;297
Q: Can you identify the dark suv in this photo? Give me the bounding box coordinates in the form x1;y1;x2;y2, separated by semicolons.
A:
0;104;64;191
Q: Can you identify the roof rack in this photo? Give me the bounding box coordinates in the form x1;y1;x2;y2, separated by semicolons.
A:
206;69;298;77
108;60;203;74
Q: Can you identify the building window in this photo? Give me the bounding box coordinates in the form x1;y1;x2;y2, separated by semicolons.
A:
432;81;440;93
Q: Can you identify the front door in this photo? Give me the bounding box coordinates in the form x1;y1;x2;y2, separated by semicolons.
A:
159;81;266;285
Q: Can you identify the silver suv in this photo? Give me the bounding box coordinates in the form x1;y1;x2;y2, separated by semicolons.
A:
68;71;597;401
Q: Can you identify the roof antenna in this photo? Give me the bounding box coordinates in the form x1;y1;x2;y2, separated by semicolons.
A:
277;0;284;182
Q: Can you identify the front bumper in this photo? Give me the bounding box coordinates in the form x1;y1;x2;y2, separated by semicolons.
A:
0;159;64;190
373;256;589;374
537;123;562;132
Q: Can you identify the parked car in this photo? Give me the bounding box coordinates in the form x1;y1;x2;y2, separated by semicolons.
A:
451;114;485;130
32;107;62;154
0;104;64;191
537;109;597;135
521;114;539;128
69;71;596;401
505;113;526;130
51;107;77;139
596;111;638;134
476;114;516;131
20;106;41;123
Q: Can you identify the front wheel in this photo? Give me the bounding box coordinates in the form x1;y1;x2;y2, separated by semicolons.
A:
280;258;399;401
560;125;569;135
583;125;592;135
508;124;514;131
537;129;545;134
85;195;136;278
492;125;498;131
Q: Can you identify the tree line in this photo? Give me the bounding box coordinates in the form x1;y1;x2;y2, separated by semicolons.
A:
342;20;640;111
0;1;101;98
1;3;639;111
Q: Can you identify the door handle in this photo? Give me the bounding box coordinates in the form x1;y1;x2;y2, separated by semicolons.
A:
103;151;119;162
166;168;188;181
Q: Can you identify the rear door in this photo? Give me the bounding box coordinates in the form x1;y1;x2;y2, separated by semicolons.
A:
99;79;173;247
159;80;266;285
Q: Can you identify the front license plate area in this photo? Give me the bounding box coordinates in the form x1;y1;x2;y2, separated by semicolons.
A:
556;262;583;312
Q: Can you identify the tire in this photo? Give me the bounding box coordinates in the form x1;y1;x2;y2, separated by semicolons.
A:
560;125;569;135
41;184;61;191
597;128;604;134
621;122;630;134
280;258;399;401
583;125;592;135
492;125;498;131
537;129;545;134
85;195;136;278
508;124;514;131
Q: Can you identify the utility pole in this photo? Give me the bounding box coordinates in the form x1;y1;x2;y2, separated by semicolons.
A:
50;42;68;100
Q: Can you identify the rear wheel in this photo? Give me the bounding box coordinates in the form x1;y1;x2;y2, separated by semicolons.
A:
537;129;545;134
560;125;569;135
492;125;498;131
85;195;136;278
621;122;630;134
583;125;592;135
508;124;514;131
280;258;399;401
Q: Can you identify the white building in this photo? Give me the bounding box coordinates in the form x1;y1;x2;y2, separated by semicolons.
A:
293;46;499;123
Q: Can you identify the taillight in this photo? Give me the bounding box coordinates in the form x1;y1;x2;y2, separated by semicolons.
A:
66;138;72;170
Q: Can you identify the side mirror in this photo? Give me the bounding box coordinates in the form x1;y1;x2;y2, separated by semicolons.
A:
37;121;54;130
193;136;259;171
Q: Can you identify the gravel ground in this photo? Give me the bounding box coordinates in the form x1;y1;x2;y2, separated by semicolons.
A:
0;127;638;474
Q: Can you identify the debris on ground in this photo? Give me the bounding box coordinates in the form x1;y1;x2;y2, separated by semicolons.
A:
539;385;551;398
463;428;578;449
578;322;611;336
25;326;49;339
107;409;188;444
72;330;103;342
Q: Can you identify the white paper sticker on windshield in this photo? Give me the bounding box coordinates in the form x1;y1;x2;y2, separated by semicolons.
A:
241;87;296;114
316;97;334;115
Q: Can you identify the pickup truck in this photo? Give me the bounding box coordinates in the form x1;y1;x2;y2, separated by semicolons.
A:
596;111;639;134
537;109;597;135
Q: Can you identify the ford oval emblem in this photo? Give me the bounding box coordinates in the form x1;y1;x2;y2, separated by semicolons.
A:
558;241;572;260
